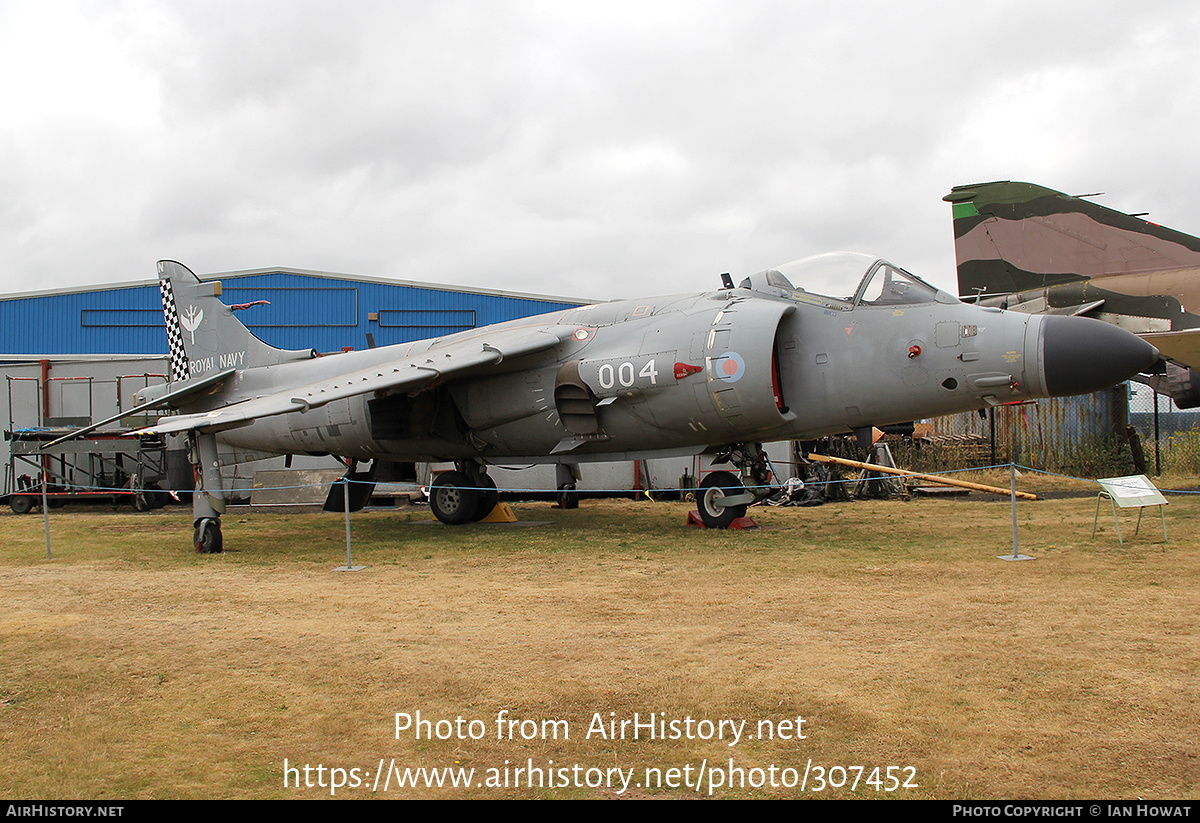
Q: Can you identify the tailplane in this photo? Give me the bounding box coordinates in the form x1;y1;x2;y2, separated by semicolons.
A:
158;260;315;382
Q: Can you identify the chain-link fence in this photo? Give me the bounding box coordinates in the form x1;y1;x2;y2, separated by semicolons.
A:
1128;384;1200;476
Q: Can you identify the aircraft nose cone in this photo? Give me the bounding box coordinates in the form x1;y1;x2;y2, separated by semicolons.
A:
1040;315;1160;396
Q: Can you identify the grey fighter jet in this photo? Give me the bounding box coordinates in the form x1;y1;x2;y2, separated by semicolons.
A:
119;256;1158;551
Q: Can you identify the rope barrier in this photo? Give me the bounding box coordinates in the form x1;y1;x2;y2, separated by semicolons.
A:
7;463;1199;499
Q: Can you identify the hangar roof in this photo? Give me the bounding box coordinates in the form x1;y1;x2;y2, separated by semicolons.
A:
2;265;589;305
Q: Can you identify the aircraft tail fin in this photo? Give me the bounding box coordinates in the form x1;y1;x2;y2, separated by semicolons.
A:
157;260;315;383
944;181;1200;299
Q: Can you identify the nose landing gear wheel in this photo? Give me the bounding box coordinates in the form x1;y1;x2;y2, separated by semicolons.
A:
697;471;747;529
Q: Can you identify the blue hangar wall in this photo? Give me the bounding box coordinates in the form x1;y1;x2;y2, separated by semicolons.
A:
0;268;588;356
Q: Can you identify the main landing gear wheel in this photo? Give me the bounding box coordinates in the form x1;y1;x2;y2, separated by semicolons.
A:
194;518;223;554
557;483;579;509
698;471;747;529
429;471;480;525
471;475;498;522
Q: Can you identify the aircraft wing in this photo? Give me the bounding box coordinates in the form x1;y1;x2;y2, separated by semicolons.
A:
142;324;573;435
1140;329;1200;370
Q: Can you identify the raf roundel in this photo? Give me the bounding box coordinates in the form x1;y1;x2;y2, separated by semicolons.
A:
714;351;746;383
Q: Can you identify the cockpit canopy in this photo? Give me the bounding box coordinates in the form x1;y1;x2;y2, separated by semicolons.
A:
740;252;951;309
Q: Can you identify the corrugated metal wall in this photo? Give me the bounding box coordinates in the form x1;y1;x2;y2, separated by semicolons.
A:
919;387;1129;470
0;270;586;355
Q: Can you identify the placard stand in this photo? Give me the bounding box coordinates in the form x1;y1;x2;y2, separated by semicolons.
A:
1093;475;1168;545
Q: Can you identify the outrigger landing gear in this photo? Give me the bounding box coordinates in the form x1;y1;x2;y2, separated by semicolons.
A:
194;517;222;553
695;443;773;529
428;461;498;525
190;433;226;553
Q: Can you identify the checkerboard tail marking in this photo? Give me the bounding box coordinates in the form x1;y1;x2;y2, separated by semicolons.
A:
159;278;190;382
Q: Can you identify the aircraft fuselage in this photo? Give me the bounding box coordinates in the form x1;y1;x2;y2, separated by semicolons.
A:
214;263;1150;465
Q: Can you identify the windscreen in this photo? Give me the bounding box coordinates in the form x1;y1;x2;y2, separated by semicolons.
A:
855;263;939;306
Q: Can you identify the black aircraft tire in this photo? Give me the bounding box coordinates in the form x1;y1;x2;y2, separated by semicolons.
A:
471;475;499;522
697;471;747;529
194;518;223;554
557;483;579;509
10;494;34;515
429;471;480;525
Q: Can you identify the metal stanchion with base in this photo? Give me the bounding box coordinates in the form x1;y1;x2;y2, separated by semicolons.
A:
333;477;366;572
998;462;1035;562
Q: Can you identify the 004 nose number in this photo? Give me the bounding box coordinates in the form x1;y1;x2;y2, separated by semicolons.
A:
597;359;660;390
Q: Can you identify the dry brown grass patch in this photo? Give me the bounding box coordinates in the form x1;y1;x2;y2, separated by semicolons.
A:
1;494;1197;798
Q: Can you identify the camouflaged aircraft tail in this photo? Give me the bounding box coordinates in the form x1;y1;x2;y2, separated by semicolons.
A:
944;181;1200;299
157;260;315;383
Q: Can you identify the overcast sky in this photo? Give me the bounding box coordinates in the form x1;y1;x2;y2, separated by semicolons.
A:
3;0;1200;301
